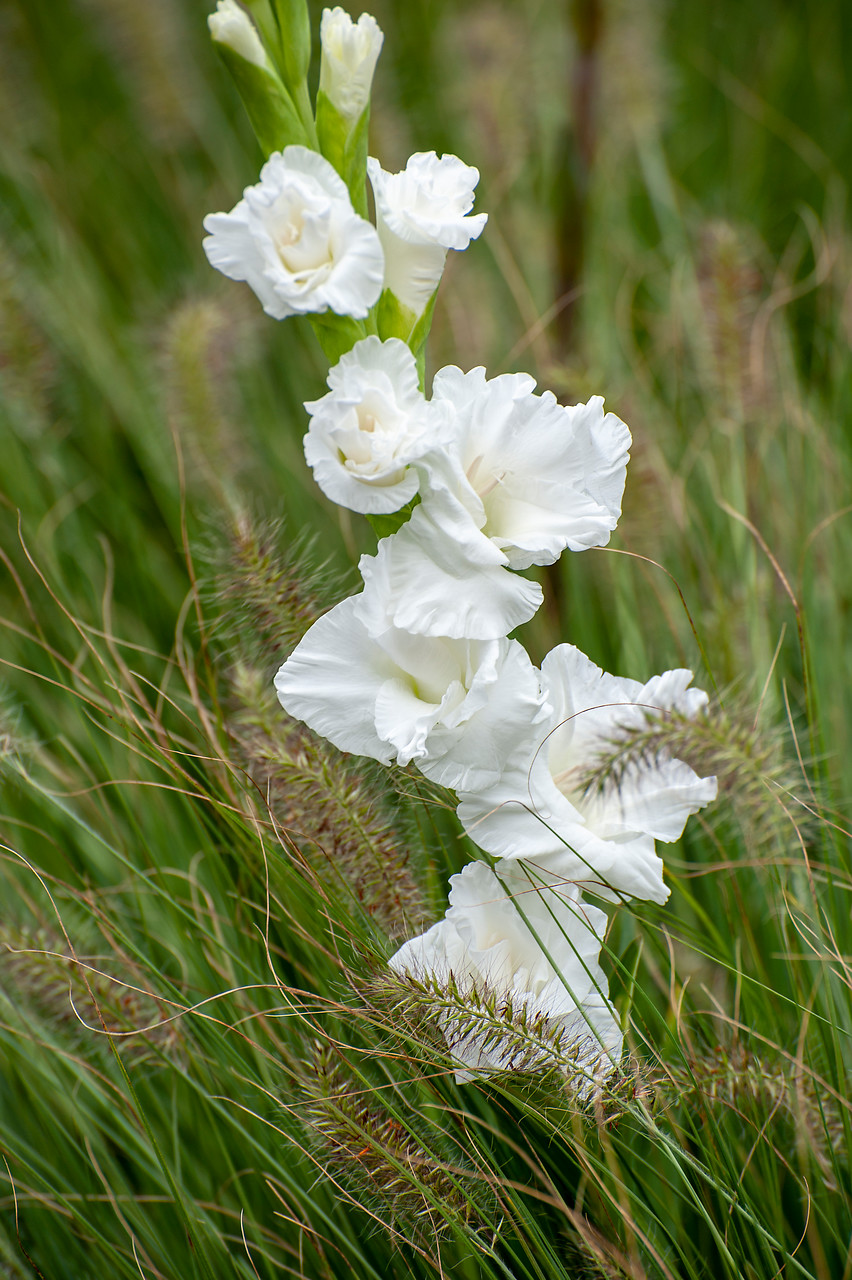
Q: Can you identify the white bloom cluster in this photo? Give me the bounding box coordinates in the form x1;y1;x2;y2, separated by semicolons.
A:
203;144;484;323
274;326;716;1084
203;14;486;330
203;2;718;1091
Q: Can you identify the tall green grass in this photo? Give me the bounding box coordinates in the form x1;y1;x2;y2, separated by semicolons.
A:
1;0;850;1277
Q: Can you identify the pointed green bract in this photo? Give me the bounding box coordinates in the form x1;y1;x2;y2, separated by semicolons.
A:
309;313;371;364
376;289;419;345
241;0;315;144
316;91;371;217
213;41;307;155
376;286;439;387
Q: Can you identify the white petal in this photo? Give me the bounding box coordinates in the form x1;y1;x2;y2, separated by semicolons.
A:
355;479;543;640
415;640;548;792
267;145;352;203
389;918;471;987
304;441;420;514
428;370;631;568
303;337;436;514
374;220;447;315
202;148;383;321
390;861;621;1082
324;334;422;402
541;648;717;841
610;757;718;842
273;596;394;763
319;8;383;118
208;0;268;67
318;208;384;318
368;152;487;315
457;766;671;905
369;152;488;250
202;206;290;319
456;644;715;904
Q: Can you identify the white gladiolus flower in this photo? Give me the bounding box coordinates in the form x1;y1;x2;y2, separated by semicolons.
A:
319;8;384;118
303;337;449;514
349;369;628;638
389;860;623;1084
457;645;718;905
202;146;384;319
273;592;547;792
368;151;488;316
426;367;632;569
208;0;268;68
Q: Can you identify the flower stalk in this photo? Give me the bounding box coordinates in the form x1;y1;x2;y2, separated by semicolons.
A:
201;0;717;1114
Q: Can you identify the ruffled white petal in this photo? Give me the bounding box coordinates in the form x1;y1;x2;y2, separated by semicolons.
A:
319;8;383;118
457;764;671;905
389;860;622;1084
414;640;548;792
426;368;631;569
356;509;543;640
303;337;445;515
369;152;488;250
368;152;487;315
273;596;395;763
202;204;288;318
317;210;386;317
275;588;546;790
455;644;716;904
540;647;717;842
202;147;383;320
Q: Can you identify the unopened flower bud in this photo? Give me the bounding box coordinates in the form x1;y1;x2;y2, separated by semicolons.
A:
319;7;384;119
208;0;268;69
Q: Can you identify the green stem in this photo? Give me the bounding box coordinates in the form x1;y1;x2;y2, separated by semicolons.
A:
292;78;319;149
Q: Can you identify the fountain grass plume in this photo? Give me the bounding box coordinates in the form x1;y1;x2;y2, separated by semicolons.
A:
573;693;809;849
210;509;353;663
225;662;426;936
205;507;425;934
1;923;184;1067
367;967;623;1099
660;1038;846;1189
297;1038;489;1240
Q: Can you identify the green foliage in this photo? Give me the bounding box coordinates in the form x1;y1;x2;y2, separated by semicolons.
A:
1;0;851;1277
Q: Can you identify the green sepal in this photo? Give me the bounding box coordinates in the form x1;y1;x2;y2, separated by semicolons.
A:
316;90;371;217
309;313;368;364
234;1;316;145
376;286;439;388
214;42;307;156
366;496;421;542
376;288;418;343
409;286;439;359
